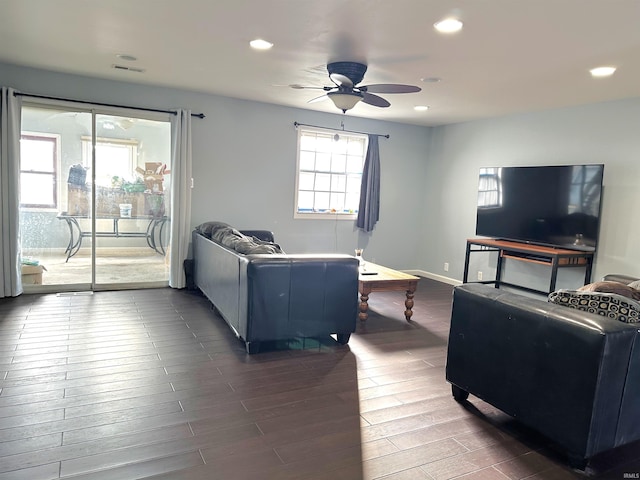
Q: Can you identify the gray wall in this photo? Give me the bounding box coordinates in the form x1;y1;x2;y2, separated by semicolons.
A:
3;61;639;285
0;62;430;270
424;99;640;289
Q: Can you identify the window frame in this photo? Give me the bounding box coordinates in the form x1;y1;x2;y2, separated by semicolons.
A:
19;132;61;210
81;136;139;187
294;126;368;220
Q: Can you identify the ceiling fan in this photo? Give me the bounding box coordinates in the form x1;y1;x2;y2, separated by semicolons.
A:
292;61;421;113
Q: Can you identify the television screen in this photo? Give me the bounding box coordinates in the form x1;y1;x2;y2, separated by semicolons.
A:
475;164;604;251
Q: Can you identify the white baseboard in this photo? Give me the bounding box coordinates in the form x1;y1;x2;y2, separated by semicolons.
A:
403;269;462;286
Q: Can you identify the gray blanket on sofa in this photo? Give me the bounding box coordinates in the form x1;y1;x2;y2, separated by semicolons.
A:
195;221;284;254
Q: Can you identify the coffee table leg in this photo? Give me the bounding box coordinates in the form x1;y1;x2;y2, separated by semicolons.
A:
404;289;415;321
359;292;369;322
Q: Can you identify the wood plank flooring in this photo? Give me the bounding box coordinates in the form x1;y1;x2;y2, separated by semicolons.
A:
0;278;639;479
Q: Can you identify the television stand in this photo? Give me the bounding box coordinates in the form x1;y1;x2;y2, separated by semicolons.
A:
463;238;594;295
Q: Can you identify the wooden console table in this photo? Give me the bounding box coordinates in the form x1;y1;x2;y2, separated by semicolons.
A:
463;238;594;295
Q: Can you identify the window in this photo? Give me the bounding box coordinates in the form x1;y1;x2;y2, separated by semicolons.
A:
81;137;139;187
477;167;502;208
295;127;368;219
20;134;59;208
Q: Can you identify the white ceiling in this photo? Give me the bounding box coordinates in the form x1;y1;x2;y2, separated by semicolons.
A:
1;0;639;126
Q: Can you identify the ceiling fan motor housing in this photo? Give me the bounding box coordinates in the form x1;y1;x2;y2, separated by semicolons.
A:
327;61;367;86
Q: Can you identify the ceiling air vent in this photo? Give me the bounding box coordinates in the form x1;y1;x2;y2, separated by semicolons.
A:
111;64;146;73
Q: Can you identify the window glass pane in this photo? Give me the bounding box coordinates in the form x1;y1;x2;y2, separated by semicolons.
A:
21;138;55;172
95;144;133;186
330;192;345;211
299;172;315;190
315;152;331;172
345;192;360;211
298;191;314;210
299;151;315;171
347;139;365;155
300;133;316;151
331;154;346;173
20;134;58;208
316;135;332;153
333;139;347;154
314;192;330;210
331;174;346;192
346;174;362;192
21;172;54;205
315;173;331;191
346;155;363;173
84;139;138;188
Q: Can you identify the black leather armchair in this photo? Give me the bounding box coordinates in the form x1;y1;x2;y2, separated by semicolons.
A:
446;283;640;469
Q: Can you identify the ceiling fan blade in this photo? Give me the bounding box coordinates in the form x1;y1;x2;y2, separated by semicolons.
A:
329;73;353;88
360;84;422;94
362;92;390;108
287;84;332;90
307;94;330;104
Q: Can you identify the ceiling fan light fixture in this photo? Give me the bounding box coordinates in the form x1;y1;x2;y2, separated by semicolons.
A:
434;17;463;33
327;91;363;113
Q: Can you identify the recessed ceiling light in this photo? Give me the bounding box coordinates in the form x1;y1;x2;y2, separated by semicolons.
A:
434;18;463;33
414;105;430;111
421;77;441;83
116;54;137;62
249;39;273;50
590;66;616;77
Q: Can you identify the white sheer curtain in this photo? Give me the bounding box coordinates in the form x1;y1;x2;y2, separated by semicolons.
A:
0;87;23;298
168;109;192;288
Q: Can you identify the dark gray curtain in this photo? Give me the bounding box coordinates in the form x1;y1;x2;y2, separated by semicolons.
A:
356;134;380;232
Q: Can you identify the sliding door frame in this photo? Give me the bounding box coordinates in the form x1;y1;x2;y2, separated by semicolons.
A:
20;98;171;292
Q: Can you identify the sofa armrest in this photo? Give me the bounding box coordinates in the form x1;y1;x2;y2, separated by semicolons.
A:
446;283;640;459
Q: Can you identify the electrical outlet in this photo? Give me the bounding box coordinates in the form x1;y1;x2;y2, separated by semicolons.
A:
444;262;449;272
477;271;483;281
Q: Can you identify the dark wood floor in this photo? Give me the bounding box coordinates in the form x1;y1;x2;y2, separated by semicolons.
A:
0;278;638;479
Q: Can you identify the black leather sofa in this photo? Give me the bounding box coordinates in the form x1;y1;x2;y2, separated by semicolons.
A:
446;282;640;469
192;224;359;353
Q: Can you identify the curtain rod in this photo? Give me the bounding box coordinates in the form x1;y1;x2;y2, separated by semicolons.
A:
294;121;389;139
13;92;205;119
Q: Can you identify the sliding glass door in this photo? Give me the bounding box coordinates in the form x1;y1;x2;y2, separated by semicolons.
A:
19;104;171;290
92;114;171;287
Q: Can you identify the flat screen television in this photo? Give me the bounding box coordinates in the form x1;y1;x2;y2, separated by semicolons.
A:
475;164;604;251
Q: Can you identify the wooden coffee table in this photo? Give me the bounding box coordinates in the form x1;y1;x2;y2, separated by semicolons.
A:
358;262;420;322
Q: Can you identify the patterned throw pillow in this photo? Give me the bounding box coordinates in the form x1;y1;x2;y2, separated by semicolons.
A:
548;289;640;323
